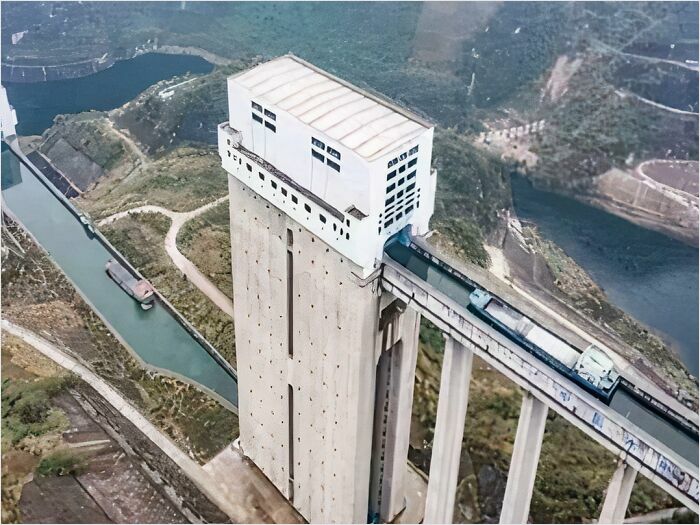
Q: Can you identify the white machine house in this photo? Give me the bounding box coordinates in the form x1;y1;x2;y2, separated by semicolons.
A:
218;54;436;276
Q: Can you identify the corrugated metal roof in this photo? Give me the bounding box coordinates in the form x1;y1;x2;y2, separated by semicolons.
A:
231;55;431;161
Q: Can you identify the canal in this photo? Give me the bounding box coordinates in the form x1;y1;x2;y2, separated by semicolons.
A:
2;143;237;408
2;52;237;408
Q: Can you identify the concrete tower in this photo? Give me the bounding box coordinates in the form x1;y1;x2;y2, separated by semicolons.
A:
218;55;436;523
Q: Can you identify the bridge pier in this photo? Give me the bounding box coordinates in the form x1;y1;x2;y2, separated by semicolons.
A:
424;337;474;524
369;302;421;523
500;392;548;524
599;460;637;524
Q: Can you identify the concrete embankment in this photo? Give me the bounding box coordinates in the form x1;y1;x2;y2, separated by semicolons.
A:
584;163;699;246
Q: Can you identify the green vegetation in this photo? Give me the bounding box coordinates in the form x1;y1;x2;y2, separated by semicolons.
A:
1;376;73;447
112;64;245;155
430;128;512;266
36;449;87;477
78;147;228;218
177;201;232;300
533;55;698;191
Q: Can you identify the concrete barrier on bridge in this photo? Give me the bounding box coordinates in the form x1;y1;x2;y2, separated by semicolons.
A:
381;259;698;512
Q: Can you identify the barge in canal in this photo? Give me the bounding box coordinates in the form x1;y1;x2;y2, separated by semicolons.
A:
105;259;155;310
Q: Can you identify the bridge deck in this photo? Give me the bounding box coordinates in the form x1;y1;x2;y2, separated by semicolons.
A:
381;241;698;511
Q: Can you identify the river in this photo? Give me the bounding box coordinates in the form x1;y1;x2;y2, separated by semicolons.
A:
511;175;699;376
4;53;213;137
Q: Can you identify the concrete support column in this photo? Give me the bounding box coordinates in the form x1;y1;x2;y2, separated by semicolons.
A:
598;460;637;524
499;392;548;524
369;306;420;523
424;337;474;524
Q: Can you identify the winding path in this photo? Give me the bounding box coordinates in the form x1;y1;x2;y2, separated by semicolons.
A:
1;319;301;524
98;196;233;318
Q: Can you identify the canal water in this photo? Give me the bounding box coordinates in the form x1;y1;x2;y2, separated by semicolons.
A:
2;145;237;407
511;175;699;376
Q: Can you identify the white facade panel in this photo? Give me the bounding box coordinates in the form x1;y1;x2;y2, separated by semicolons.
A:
222;55;437;276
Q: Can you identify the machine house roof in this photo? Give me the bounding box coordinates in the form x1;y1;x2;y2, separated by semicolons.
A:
230;54;432;161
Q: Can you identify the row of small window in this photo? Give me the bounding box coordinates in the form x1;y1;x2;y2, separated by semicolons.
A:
251;165;351;240
311;148;340;172
311;137;341;160
387;158;417;182
382;193;419;230
384;187;417;210
387;145;419;169
386;171;416;194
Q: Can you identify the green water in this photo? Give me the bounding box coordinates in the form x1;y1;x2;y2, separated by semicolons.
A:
2;145;237;408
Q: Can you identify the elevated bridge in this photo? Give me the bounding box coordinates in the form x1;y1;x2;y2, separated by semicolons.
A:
381;237;698;522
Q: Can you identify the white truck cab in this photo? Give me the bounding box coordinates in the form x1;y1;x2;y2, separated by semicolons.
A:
575;345;620;390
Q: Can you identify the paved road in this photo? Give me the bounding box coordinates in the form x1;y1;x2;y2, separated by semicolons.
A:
98;197;234;317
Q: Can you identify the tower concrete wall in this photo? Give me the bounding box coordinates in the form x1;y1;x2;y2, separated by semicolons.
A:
229;173;384;522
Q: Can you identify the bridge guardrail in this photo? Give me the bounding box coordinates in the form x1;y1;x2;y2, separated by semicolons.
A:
381;258;699;511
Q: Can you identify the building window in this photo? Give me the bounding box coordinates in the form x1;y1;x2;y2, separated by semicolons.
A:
407;170;416;180
271;180;278;189
312;137;325;149
227;151;231;157
265;121;276;132
385;196;395;206
399;152;408;161
312;150;324;162
398;177;405;186
406;182;416;192
252;113;263;124
252;101;263;112
292;195;298;204
346;218;350;227
259;172;265;181
399;164;406;173
387;158;397;168
327;159;340;172
409;145;419;156
397;190;404;198
319;214;326;223
386;183;395;193
384;218;394;228
265;109;276;121
408;158;417;168
327;147;341;160
387;170;396;181
304;204;311;213
281;187;288;197
345;233;350;240
405;204;414;214
247;163;252;172
227;139;231;146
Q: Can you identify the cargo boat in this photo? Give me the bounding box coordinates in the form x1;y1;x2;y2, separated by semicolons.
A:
105;259;154;310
